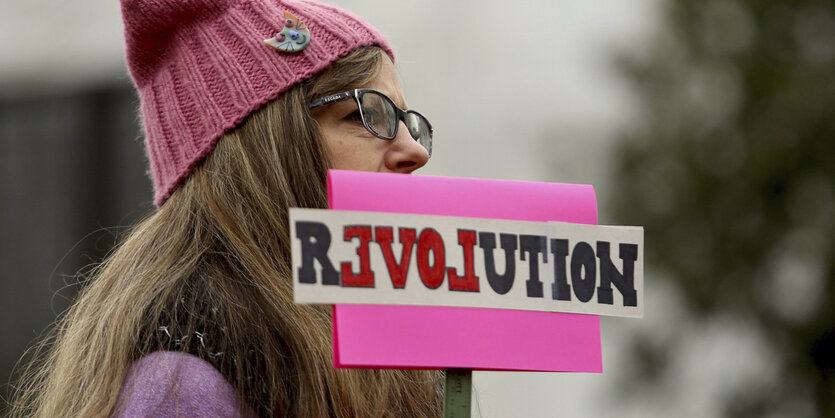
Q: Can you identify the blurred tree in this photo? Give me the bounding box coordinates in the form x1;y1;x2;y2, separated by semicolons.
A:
611;0;835;416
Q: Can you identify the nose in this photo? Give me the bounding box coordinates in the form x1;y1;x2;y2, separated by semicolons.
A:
384;120;430;173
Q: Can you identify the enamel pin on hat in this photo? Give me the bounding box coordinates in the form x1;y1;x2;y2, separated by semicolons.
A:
265;11;311;52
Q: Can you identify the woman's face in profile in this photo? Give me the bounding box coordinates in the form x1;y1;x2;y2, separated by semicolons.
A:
311;54;430;173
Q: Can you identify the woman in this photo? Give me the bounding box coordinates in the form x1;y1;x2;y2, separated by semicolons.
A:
12;0;442;416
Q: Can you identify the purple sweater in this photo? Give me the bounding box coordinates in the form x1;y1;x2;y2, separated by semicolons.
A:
112;351;256;417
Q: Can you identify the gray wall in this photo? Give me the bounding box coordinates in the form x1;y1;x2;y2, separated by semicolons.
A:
1;84;153;411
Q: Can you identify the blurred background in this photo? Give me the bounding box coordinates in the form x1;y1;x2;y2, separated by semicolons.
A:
1;0;833;416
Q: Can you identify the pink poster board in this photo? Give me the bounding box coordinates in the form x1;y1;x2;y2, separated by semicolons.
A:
328;170;602;372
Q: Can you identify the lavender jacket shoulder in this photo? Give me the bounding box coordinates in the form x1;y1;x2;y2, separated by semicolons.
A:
112;351;256;417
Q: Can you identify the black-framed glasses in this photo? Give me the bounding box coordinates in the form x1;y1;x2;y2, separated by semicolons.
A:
309;88;433;156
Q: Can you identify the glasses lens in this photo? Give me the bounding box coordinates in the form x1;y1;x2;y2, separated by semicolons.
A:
406;111;432;156
360;91;397;138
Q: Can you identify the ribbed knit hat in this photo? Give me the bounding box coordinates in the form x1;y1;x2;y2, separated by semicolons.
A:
120;0;394;206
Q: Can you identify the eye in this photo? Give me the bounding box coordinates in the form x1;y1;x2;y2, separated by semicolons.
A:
345;110;364;124
362;108;383;125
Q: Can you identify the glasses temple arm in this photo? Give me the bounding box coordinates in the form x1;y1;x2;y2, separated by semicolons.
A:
309;90;357;109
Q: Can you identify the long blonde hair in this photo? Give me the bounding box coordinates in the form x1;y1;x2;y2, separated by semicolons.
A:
12;47;442;417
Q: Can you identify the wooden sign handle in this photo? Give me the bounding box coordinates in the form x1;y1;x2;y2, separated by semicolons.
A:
443;368;472;418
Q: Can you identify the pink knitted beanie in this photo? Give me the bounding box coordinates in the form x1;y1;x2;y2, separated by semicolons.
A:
120;0;394;206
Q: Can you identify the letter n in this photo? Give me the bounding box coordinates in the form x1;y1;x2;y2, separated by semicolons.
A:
596;242;638;306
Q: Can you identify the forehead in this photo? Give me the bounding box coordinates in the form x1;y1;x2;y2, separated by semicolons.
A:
361;54;406;108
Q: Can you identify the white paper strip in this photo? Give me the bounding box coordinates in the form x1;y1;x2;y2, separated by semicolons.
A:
291;208;644;318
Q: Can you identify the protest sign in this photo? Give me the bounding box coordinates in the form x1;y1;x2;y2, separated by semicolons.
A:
314;170;606;372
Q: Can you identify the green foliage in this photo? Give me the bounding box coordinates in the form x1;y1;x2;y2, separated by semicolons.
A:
611;0;835;416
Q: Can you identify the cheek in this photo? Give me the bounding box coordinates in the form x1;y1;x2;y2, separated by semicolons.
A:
322;129;355;156
322;130;365;167
322;130;388;171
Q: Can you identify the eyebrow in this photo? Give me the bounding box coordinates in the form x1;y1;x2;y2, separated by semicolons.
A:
379;93;407;110
368;86;407;110
387;91;408;110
